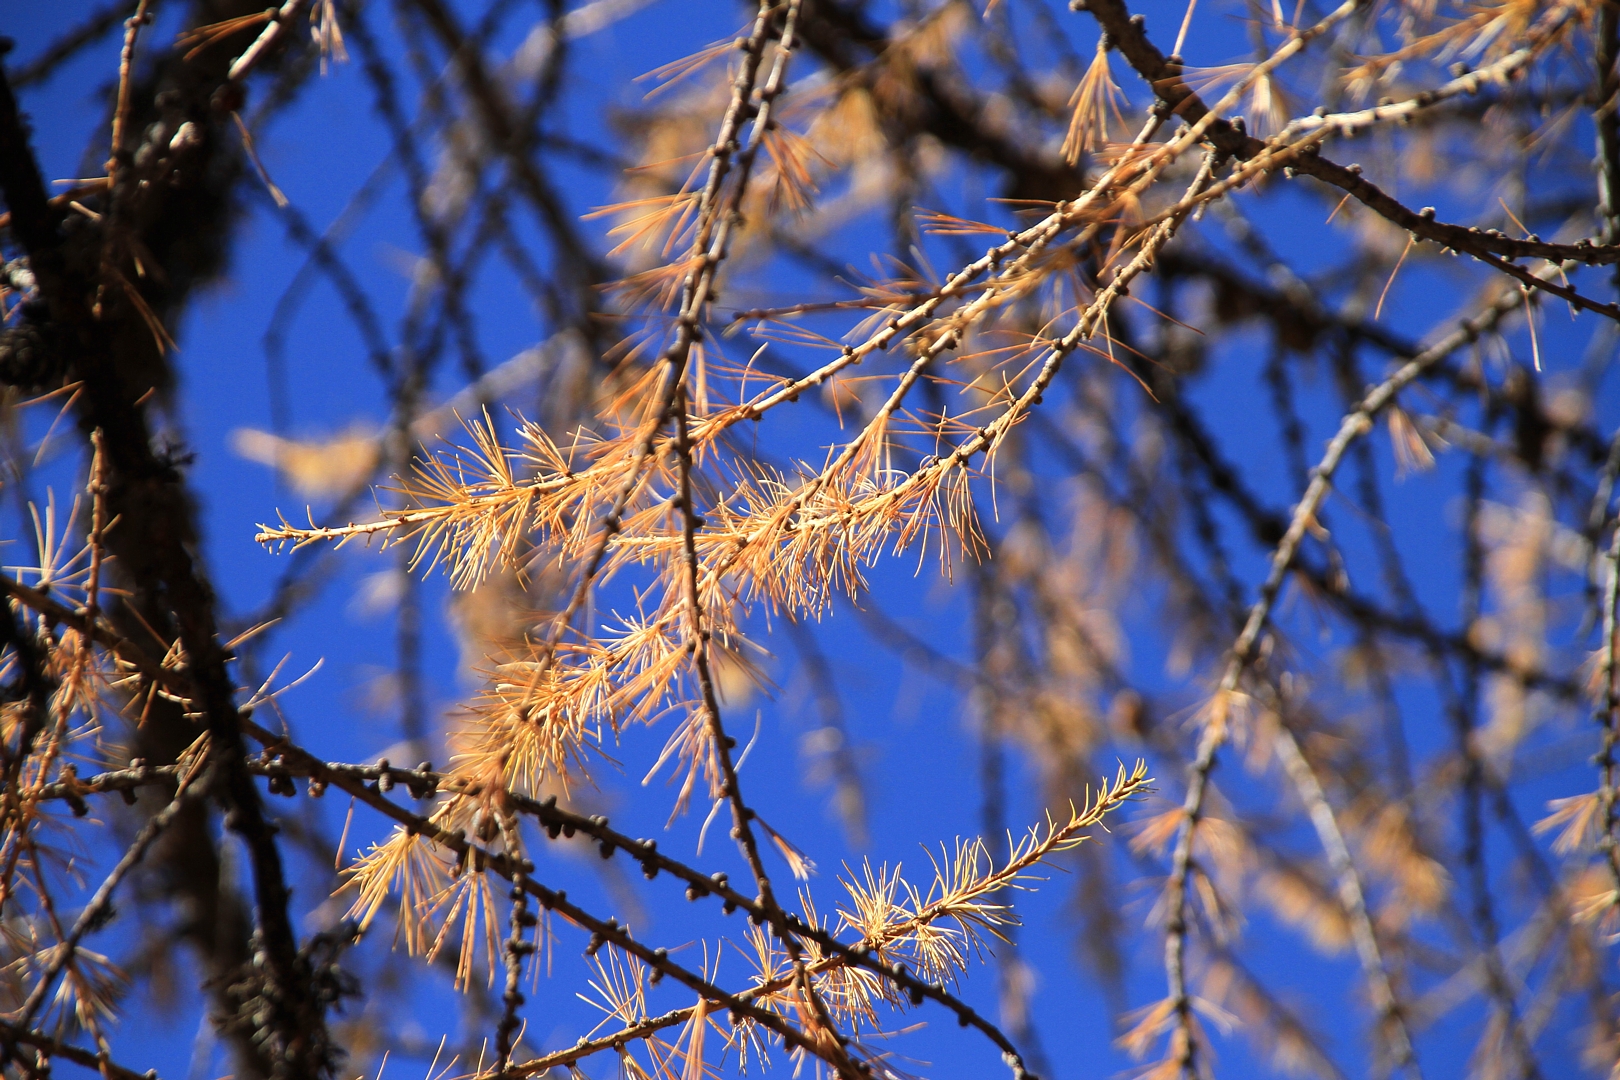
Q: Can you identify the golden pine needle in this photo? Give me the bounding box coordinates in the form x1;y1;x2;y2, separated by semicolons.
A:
1063;41;1127;166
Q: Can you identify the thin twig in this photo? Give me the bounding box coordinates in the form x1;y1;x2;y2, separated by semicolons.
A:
1593;525;1620;891
1270;717;1421;1078
104;0;154;193
226;0;310;84
0;1017;154;1080
14;753;211;1030
1159;273;1544;1077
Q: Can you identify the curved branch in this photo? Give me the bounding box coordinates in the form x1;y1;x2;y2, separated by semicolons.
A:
1159;273;1541;1076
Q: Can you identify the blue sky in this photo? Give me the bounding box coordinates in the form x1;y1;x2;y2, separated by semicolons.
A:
6;1;1616;1078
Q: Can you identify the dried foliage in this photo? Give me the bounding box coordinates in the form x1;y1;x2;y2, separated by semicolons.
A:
8;0;1620;1079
